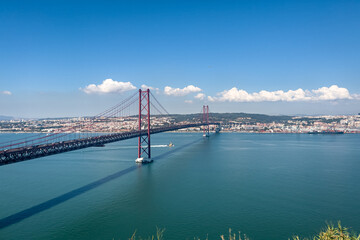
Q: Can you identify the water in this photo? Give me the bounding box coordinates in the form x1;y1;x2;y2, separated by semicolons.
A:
0;132;359;239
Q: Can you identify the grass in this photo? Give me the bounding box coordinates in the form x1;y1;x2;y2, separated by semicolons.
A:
292;222;360;240
125;227;249;240
127;227;165;240
123;222;359;240
219;229;249;240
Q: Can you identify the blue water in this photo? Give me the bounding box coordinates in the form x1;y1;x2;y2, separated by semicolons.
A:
0;133;359;239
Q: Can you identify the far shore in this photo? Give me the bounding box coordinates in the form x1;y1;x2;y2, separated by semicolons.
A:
0;131;359;134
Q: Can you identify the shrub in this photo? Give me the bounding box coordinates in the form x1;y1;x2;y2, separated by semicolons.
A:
291;222;360;240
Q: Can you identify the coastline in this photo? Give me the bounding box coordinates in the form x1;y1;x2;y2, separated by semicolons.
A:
0;131;358;134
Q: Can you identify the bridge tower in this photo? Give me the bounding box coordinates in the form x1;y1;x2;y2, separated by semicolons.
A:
203;105;210;137
136;89;152;163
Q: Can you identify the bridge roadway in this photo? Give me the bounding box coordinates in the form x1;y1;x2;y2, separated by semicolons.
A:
0;123;218;166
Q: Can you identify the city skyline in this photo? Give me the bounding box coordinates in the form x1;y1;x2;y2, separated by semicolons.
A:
1;0;360;117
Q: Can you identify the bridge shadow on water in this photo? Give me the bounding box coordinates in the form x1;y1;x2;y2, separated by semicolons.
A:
0;137;203;229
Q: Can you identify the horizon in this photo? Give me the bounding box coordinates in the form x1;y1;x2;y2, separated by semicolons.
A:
1;110;359;121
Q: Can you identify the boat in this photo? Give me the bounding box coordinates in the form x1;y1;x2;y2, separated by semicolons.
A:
168;142;174;147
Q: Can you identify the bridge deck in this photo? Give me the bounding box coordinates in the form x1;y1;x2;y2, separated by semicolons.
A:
0;123;218;166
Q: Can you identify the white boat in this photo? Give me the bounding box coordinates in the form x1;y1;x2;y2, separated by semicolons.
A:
168;142;174;147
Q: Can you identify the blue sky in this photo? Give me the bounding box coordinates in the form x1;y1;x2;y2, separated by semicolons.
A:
0;0;359;117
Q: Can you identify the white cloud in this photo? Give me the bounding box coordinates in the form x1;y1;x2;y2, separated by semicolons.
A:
185;100;193;104
141;84;160;93
311;85;352;100
82;79;136;94
1;91;11;95
194;93;206;100
208;85;358;102
164;85;202;96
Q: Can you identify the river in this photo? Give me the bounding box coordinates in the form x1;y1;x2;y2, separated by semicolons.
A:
0;132;359;239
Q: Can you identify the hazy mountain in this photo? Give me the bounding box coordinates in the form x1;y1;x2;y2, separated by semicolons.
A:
169;112;293;124
0;115;14;121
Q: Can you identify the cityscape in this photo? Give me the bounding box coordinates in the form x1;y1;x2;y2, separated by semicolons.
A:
1;113;360;134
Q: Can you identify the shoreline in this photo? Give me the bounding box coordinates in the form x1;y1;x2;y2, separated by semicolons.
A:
0;131;359;134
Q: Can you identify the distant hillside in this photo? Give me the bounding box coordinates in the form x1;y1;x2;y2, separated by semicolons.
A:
0;115;14;121
0;113;294;123
169;112;293;124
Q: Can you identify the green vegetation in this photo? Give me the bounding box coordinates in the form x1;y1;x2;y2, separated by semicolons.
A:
124;223;359;240
127;227;165;240
292;222;360;240
125;228;248;240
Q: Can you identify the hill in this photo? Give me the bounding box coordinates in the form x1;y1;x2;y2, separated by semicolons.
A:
0;115;14;121
168;112;293;124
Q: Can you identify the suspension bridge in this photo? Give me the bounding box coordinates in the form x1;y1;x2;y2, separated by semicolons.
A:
0;89;219;166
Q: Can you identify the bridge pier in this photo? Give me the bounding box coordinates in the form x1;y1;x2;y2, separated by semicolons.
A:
203;105;210;137
135;89;152;164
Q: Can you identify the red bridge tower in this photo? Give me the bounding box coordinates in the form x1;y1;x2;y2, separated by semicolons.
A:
203;105;210;137
136;89;152;163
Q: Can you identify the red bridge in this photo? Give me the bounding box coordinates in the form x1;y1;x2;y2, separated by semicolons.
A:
0;89;219;166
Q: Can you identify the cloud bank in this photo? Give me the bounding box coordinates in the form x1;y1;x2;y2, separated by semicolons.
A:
208;85;358;102
164;85;202;96
1;91;11;95
82;79;136;94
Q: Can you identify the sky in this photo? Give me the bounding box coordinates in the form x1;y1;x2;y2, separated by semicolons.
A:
0;0;359;118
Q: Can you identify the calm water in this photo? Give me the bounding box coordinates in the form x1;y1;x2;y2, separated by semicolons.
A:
0;132;359;239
